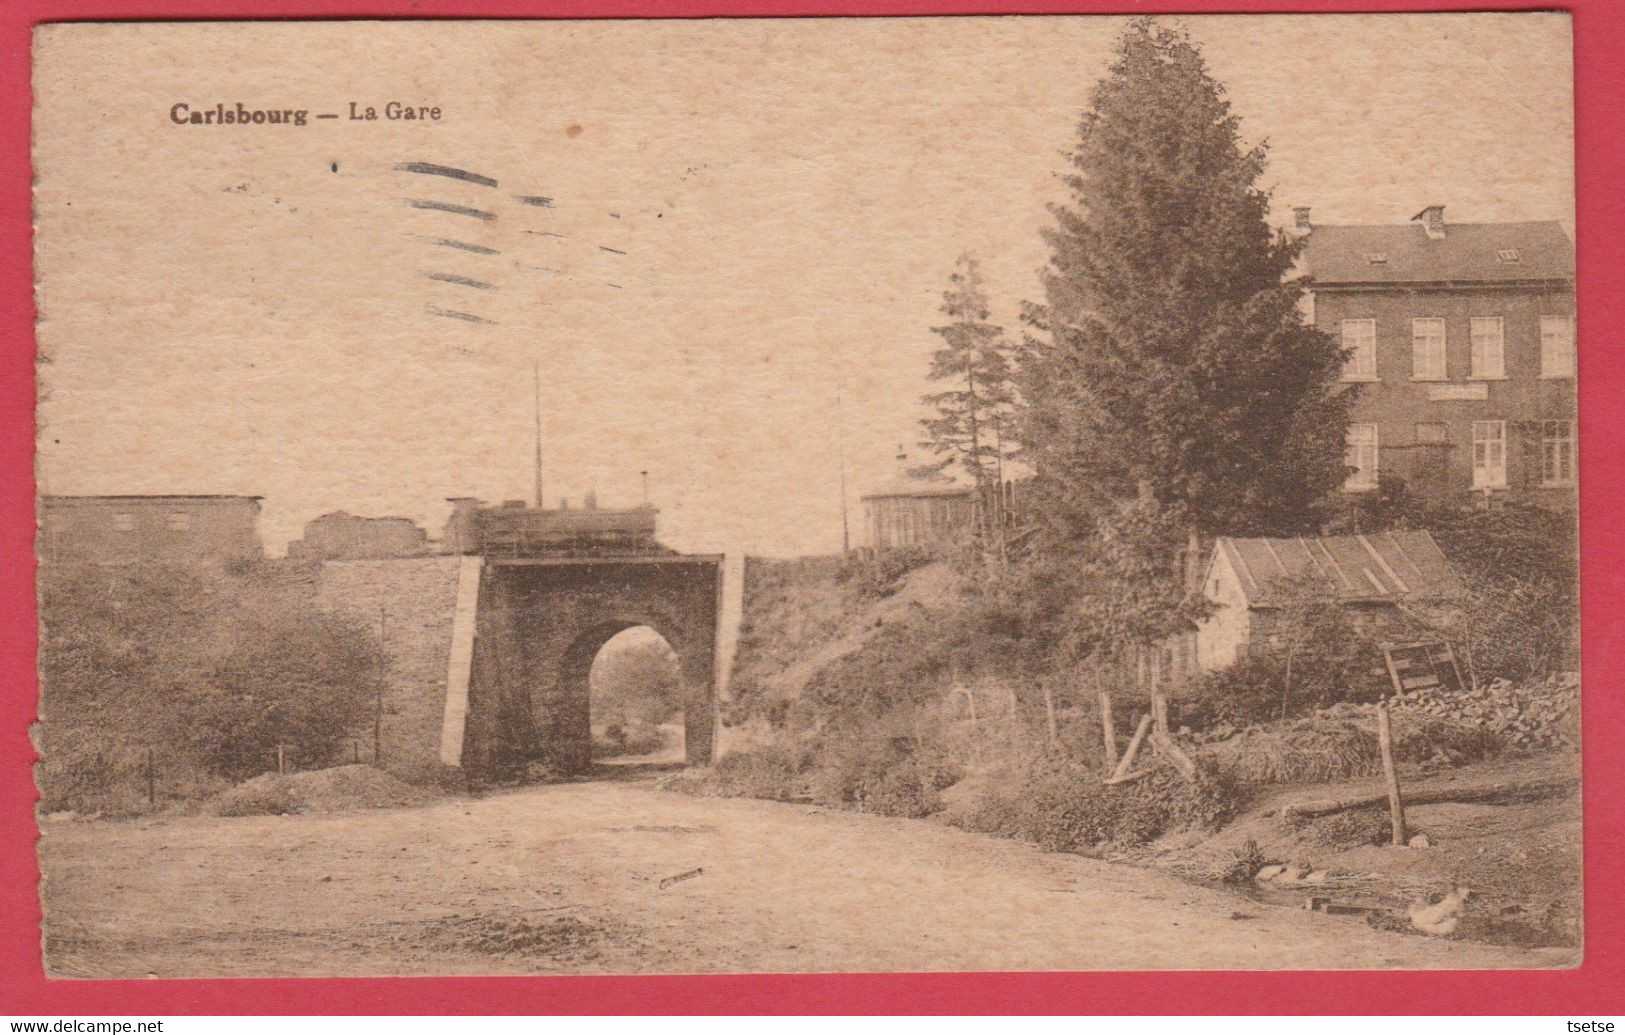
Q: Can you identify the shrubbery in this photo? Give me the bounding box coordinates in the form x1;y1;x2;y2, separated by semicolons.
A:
951;751;1240;852
835;544;939;599
37;562;385;812
1201;711;1503;787
663;742;810;802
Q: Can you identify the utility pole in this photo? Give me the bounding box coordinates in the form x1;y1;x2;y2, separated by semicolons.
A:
533;360;544;509
836;382;851;553
640;470;650;508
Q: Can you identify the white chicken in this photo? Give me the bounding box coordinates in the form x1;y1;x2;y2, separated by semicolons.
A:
1408;885;1472;936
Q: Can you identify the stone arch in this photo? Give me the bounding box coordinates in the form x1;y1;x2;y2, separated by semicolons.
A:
459;557;721;778
544;615;693;772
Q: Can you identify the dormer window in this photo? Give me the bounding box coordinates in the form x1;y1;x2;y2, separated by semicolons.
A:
1497;248;1520;263
1365;252;1388;265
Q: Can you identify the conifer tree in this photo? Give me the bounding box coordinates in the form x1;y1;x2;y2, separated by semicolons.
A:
1014;19;1353;650
917;255;1019;504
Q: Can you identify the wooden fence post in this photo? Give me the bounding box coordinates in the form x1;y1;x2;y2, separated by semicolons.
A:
1041;681;1058;745
1376;700;1407;846
1099;691;1118;768
145;747;155;806
276;744;286;775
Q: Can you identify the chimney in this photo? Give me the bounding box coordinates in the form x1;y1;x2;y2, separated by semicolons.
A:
1293;206;1311;231
1414;204;1446;240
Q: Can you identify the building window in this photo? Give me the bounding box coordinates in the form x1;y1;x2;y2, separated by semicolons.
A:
1541;316;1575;378
166;512;191;532
1345;423;1379;491
112;512;135;531
1542;420;1576;486
1411;318;1446;380
1340;319;1377;381
1415;422;1449;445
1470;317;1506;379
1472;420;1508;489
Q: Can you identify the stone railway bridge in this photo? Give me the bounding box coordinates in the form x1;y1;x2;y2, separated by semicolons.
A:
316;504;734;783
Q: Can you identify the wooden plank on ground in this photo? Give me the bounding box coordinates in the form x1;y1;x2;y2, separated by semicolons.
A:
1109;714;1153;783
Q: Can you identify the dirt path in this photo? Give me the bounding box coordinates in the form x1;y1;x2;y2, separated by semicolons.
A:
39;778;1573;977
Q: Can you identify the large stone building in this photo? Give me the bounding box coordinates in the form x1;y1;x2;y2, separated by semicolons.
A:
1301;205;1576;506
38;494;264;566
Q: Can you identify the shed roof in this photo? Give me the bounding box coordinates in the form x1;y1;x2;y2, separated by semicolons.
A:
860;480;974;501
1213;531;1464;607
1303;220;1573;286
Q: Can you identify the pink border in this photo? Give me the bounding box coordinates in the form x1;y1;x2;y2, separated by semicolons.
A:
2;0;1621;1015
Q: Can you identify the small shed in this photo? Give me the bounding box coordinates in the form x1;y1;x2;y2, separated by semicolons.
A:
1194;530;1466;672
860;479;976;551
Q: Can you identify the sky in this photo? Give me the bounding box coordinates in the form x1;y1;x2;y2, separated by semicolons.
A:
32;14;1575;557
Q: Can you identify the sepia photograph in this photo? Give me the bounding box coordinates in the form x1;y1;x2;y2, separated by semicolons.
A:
28;12;1582;980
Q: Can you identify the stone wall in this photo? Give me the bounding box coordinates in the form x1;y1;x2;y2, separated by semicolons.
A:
316;556;464;782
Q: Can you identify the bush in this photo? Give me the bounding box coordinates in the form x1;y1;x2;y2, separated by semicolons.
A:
837;545;938;599
37;563;386;807
1202;711;1503;787
952;752;1241;852
1427;502;1578;684
663;742;810;802
807;720;962;818
591;721;667;759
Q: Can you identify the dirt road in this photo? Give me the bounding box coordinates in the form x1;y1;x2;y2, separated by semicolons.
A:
39;776;1572;977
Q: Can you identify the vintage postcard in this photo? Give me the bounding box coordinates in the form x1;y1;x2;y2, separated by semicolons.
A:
31;14;1579;978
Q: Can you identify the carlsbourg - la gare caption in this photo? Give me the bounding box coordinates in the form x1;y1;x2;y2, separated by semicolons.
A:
168;101;443;126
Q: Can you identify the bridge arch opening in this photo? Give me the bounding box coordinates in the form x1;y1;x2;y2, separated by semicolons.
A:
587;625;685;765
542;617;697;774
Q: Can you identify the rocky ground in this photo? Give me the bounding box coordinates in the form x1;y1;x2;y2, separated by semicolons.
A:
1140;752;1583;950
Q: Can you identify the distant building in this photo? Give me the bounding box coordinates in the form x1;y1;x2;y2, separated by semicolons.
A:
285;511;431;561
1136;531;1466;693
1300;205;1576;507
860;478;976;551
38;494;264;566
441;496;667;557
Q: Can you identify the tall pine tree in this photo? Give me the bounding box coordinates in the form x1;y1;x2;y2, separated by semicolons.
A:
1014;20;1353;650
918;255;1019;499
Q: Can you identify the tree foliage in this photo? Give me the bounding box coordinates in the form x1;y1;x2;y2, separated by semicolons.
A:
37;563;385;805
589;629;684;727
1012;19;1354;654
917;255;1019;493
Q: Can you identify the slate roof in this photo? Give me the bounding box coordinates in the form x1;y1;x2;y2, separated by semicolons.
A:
1303;220;1573;286
1213;531;1465;607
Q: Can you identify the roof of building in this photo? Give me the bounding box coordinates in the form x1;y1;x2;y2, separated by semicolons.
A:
860;479;975;501
307;510;422;526
1303;220;1573;286
1212;530;1465;607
